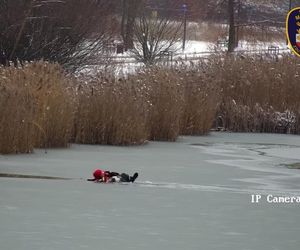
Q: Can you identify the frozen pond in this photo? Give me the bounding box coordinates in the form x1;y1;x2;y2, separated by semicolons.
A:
1;132;300;250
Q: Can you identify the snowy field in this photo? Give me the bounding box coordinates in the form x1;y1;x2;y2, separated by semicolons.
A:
1;132;300;250
80;39;289;76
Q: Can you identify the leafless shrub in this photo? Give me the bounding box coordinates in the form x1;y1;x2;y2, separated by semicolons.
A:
131;10;182;65
0;0;117;70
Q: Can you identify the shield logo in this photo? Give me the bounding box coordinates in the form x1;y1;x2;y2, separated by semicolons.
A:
286;7;300;56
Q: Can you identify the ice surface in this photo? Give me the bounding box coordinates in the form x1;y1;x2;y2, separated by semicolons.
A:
1;132;300;250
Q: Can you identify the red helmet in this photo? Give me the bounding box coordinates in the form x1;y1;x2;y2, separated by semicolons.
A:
93;169;104;180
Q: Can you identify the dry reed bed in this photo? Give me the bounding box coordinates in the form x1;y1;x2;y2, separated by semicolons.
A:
2;55;298;155
0;67;35;153
25;62;75;148
214;55;300;133
74;74;150;145
140;66;219;139
177;64;220;135
132;68;185;141
74;67;219;144
0;62;74;154
1;62;217;154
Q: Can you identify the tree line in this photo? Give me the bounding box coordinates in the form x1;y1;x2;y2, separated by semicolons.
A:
0;0;293;69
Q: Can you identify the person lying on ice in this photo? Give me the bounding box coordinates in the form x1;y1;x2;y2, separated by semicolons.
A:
87;169;138;183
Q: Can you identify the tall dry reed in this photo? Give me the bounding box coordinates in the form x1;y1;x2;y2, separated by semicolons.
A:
0;66;35;153
177;63;220;135
214;55;300;133
134;68;185;141
0;61;75;154
74;74;150;145
3;54;299;155
20;62;75;148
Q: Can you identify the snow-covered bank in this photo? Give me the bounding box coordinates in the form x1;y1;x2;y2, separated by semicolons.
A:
1;133;300;250
79;39;289;76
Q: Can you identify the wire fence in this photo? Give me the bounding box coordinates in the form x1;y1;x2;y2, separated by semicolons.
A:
90;46;290;66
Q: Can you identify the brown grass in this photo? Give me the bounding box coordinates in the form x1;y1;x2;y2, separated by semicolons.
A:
23;62;75;148
74;66;219;143
135;68;185;141
178;63;220;135
2;55;299;155
0;67;36;153
214;55;300;133
0;62;75;154
74;74;150;145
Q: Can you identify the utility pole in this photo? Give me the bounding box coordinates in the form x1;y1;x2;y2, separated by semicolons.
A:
182;4;187;51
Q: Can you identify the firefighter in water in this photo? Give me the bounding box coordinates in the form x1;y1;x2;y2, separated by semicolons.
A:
87;169;138;183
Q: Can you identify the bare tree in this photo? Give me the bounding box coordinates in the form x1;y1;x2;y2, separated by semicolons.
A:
131;9;182;65
0;0;117;70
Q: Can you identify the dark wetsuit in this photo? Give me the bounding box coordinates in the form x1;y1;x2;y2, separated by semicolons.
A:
120;173;138;182
88;171;138;183
109;172;138;183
